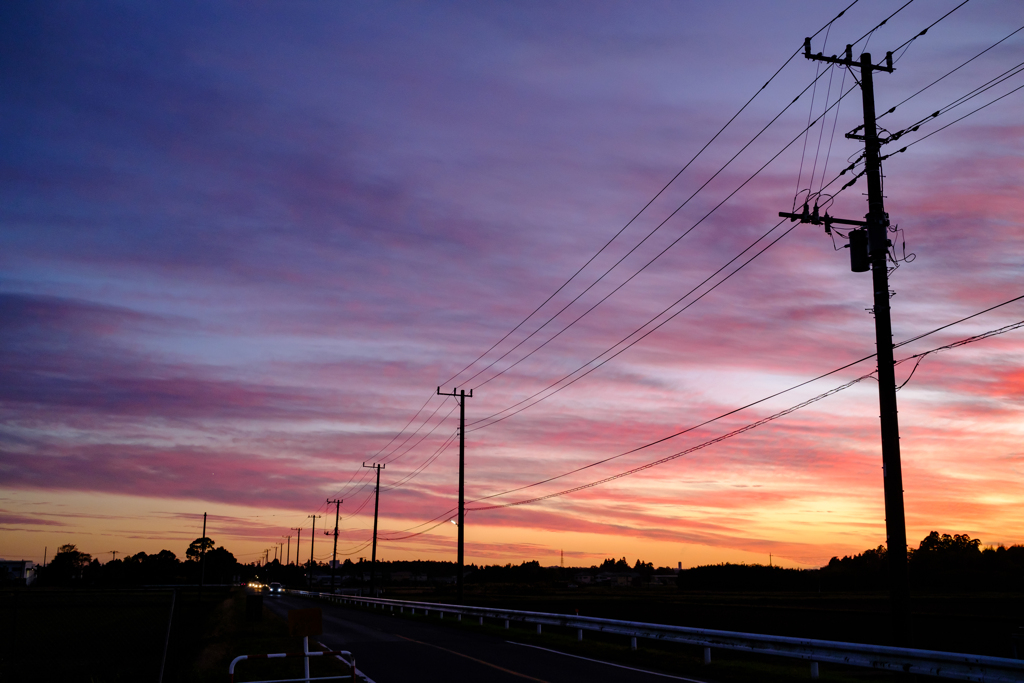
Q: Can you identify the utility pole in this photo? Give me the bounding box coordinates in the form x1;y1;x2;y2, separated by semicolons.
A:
437;386;473;603
326;499;342;593
292;528;303;567
199;511;207;600
109;550;118;563
307;515;321;589
285;536;291;566
780;41;909;644
363;462;385;596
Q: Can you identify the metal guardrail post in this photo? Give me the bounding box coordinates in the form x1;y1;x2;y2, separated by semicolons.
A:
704;647;711;664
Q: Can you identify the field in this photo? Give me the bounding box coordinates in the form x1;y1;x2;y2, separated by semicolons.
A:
0;586;350;682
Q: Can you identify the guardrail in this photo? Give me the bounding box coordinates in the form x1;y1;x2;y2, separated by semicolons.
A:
291;590;1024;682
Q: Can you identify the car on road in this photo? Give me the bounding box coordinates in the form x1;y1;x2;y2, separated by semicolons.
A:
268;581;283;595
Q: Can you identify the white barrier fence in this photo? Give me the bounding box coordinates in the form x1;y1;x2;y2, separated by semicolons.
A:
291;590;1024;682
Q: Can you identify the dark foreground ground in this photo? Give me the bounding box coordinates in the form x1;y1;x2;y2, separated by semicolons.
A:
1;586;1021;681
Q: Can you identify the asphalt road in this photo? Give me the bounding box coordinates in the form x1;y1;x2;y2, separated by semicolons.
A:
263;593;708;683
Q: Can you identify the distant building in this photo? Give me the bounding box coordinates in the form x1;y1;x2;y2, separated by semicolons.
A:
596;571;638;586
0;560;36;585
649;574;678;586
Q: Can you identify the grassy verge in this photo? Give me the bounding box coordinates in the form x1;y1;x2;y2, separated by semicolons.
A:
0;587;224;682
0;587;354;683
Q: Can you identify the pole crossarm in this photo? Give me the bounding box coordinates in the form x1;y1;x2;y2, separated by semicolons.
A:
779;209;866;228
804;38;894;72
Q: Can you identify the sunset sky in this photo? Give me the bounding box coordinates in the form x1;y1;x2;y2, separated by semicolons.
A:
2;0;1022;570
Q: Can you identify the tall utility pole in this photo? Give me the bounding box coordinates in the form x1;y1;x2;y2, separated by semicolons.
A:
362;462;385;596
109;550;118;563
292;528;303;567
285;536;291;565
326;499;342;593
780;42;908;644
307;515;321;589
199;512;207;600
437;386;473;603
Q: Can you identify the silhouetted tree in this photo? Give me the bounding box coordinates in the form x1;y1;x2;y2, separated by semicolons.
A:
186;537;215;562
40;544;92;585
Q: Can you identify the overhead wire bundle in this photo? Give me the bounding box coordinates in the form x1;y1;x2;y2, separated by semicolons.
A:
279;0;1022;555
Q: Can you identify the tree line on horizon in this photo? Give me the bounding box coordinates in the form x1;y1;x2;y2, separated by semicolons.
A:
12;531;1021;592
677;532;1024;592
27;537;238;586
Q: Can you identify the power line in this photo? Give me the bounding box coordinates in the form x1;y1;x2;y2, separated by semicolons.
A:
458;293;1024;508
437;2;861;393
470;375;873;511
885;60;1024;142
381;428;459;492
877;25;1024;122
881;80;1024;159
381;295;1024;543
890;0;973;54
464;65;837;394
850;0;917;48
468;318;1024;513
468;78;864;429
289;2;870;516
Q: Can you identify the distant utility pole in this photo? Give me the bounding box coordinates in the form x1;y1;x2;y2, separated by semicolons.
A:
109;550;118;563
307;515;321;589
285;536;292;565
437;386;473;603
363;462;385;596
292;528;303;567
780;41;909;644
199;512;207;600
326;499;343;593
